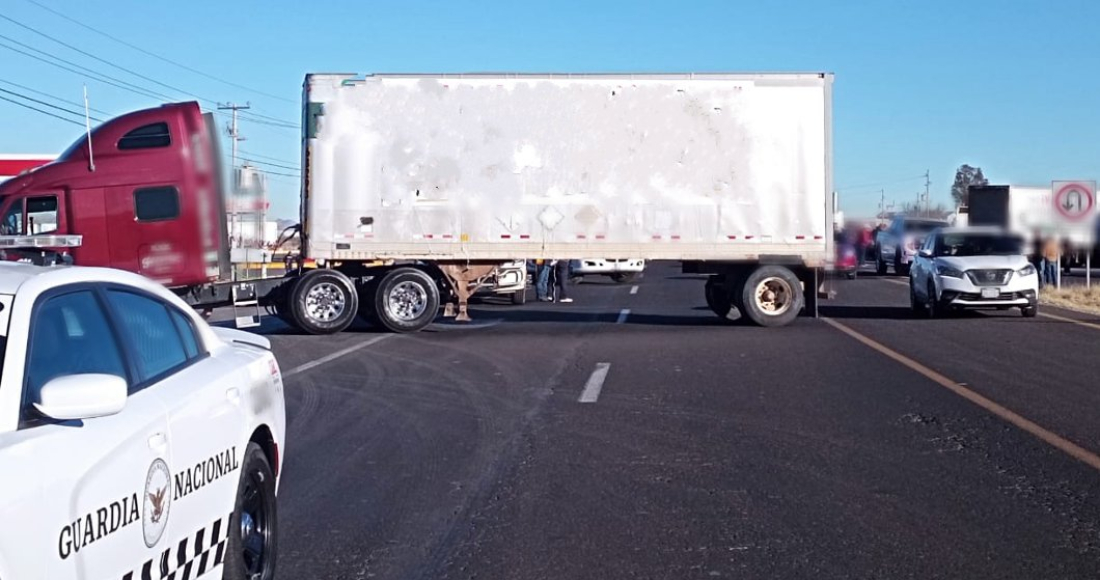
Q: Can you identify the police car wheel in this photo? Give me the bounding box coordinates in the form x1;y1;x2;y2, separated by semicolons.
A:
224;443;278;580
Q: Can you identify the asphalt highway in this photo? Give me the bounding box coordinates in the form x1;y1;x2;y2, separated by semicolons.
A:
250;262;1100;579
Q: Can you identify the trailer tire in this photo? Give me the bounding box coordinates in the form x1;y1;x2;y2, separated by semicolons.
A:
288;269;359;335
740;266;803;327
373;267;440;333
704;275;732;318
510;289;527;305
356;277;382;325
270;277;299;327
610;272;637;284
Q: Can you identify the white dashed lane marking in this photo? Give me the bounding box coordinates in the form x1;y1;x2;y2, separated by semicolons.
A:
578;363;611;403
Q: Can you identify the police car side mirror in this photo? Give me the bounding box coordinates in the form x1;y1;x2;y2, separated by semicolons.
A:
34;374;127;421
918;249;933;258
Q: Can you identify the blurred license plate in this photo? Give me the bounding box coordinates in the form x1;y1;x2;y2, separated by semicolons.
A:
981;288;1000;298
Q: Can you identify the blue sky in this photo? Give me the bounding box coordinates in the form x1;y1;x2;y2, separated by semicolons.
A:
2;0;1098;219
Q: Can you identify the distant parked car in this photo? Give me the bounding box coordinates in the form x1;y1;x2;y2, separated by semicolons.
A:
572;258;645;284
876;216;950;276
835;240;859;279
909;227;1039;318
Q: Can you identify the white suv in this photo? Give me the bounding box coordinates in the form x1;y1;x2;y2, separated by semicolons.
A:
909;227;1039;318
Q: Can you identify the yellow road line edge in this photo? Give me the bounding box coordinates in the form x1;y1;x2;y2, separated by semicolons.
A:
1038;311;1100;332
822;317;1100;473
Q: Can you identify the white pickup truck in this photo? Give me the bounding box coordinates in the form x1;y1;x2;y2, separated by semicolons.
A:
875;216;949;276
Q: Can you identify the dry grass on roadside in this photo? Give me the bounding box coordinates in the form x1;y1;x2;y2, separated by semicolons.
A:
1041;285;1100;315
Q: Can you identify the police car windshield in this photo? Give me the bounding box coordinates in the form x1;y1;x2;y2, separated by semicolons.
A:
936;234;1023;257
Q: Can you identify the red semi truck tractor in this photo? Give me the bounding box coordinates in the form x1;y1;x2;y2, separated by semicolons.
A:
0;100;525;333
0;72;834;332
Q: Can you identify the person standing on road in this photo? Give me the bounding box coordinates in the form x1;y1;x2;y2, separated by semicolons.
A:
858;226;873;265
1042;236;1060;288
535;259;552;301
554;259;573;303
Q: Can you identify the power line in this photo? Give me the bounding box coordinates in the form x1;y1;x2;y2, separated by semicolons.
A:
0;13;298;128
836;174;926;192
238;149;299;165
0;36;289;134
241;158;301;171
255;169;301;179
0;93;85;126
0;77;112;116
0;86;102;122
0;35;174;101
20;0;296;105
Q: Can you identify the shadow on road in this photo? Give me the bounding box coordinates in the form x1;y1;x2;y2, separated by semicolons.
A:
819;305;915;320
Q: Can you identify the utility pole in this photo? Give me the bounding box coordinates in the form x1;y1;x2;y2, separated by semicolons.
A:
217;102;250;170
879;189;885;222
218;102;250;249
924;169;931;215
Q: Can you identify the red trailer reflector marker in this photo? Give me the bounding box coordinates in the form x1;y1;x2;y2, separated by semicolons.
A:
519;234;531;239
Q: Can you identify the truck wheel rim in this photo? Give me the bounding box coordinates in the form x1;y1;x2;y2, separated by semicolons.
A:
754;277;793;316
305;282;346;322
387;281;428;321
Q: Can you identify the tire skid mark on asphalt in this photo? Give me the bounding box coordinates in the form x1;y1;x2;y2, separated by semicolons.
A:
823;317;1100;473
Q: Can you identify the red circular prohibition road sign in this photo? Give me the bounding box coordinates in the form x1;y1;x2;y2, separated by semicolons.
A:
1054;183;1094;220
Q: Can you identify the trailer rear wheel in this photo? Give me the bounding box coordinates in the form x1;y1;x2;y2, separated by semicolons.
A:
288;269;359;335
373;267;440;333
704;275;732;318
740;266;803;327
271;277;299;326
510;289;528;305
611;272;637;284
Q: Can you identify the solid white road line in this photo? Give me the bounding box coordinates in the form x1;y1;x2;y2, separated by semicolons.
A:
578;363;612;403
630;285;639;295
283;334;393;378
616;309;631;324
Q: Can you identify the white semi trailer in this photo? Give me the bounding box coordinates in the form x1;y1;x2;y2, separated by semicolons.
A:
294;72;834;331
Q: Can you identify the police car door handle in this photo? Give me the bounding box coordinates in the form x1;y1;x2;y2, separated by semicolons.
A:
226;387;241;403
148;432;167;451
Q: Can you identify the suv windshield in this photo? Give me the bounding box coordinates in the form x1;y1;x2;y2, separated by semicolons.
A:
904;220;948;234
936;234;1023;257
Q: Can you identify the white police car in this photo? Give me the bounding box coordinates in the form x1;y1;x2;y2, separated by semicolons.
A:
0;263;286;579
